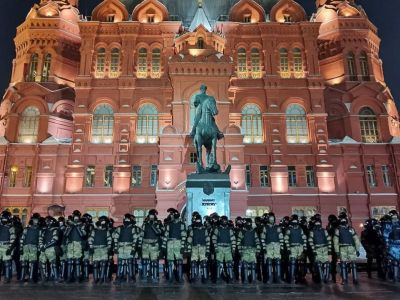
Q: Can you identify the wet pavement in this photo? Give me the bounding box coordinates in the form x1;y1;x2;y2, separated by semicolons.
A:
0;274;399;300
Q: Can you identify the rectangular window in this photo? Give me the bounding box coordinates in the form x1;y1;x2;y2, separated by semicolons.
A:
190;152;198;164
106;15;115;22
288;166;297;187
259;165;270;187
85;166;95;188
9;166;18;188
133;208;150;226
243;15;251;23
371;206;397;220
7;207;29;226
246;165;251;188
382;165;392;187
132;165;142;187
23;166;33;188
246;206;271;220
150;165;157;187
104;165;113;187
306;166;316;187
366;165;376;187
85;208;109;221
292;206;317;219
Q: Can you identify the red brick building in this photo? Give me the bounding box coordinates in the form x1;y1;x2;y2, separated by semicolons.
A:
1;0;399;228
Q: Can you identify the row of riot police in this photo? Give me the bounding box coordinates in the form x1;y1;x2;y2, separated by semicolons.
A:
0;208;399;285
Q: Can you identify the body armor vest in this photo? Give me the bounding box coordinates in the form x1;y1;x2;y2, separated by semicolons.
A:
217;227;231;244
69;226;82;242
119;226;133;243
241;229;256;247
391;228;400;241
192;227;206;246
44;228;54;244
313;228;327;246
0;225;10;242
289;227;303;245
143;223;158;240
25;226;40;245
169;222;182;239
93;229;108;246
265;225;279;244
338;226;355;245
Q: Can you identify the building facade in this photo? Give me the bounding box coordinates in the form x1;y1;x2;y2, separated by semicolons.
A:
1;0;400;228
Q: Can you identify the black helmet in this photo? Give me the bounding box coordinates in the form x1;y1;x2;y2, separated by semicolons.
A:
82;213;93;223
72;210;81;218
149;209;158;216
1;210;12;224
45;216;57;227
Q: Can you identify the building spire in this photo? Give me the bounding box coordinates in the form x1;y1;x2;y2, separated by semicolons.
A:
189;2;212;32
197;0;203;8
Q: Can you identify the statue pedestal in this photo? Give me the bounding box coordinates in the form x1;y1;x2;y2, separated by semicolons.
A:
186;173;231;223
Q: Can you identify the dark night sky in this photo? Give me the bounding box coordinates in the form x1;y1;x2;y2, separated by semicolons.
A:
0;1;399;103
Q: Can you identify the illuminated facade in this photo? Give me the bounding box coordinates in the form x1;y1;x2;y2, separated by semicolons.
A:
1;0;400;228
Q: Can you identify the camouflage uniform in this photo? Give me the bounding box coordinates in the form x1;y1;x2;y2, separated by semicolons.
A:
212;221;236;282
39;218;60;282
284;223;307;284
64;218;87;282
162;216;186;283
387;224;400;281
333;223;361;284
20;222;40;281
308;225;331;283
113;220;140;283
88;223;112;283
0;215;16;283
262;222;284;283
187;220;210;282
237;224;260;283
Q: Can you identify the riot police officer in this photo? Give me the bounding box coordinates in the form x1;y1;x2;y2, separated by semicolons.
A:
212;216;236;283
113;214;140;284
39;216;60;282
262;212;284;284
64;210;87;282
308;216;331;283
237;218;260;283
138;209;163;283
0;211;15;283
187;213;210;283
333;215;361;285
162;208;187;283
57;217;67;281
284;215;307;284
20;213;41;282
88;216;112;284
388;214;400;282
81;213;94;282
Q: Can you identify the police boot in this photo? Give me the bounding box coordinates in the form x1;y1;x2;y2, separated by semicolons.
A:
40;262;48;282
266;259;273;284
242;262;248;283
75;260;82;282
340;262;348;285
83;260;90;282
351;262;358;285
93;262;99;283
168;261;174;283
152;261;159;283
393;261;399;283
316;262;323;284
140;260;148;281
251;263;256;284
114;260;123;285
60;260;66;282
127;259;135;283
201;261;208;283
227;263;234;283
177;260;184;283
19;262;27;282
99;261;107;284
67;259;74;282
28;262;37;283
190;261;198;283
289;259;296;284
323;263;330;284
275;259;282;284
51;263;59;283
4;260;12;284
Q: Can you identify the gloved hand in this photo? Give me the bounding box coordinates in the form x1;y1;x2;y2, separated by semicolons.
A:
356;251;360;257
40;246;45;252
130;250;136;256
205;251;210;257
6;248;12;256
287;249;291;256
160;248;166;258
180;248;185;255
89;248;94;255
108;249;114;256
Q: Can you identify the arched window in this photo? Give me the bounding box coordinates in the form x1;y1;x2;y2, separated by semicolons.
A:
151;48;161;78
95;48;106;78
250;48;261;78
279;48;290;78
360;51;370;81
109;48;120;78
293;48;304;78
197;37;204;49
91;104;114;144
359;107;379;143
137;48;148;78
41;53;52;82
347;52;357;81
17;106;40;143
28;53;38;82
136;104;158;144
241;104;263;144
237;48;248;78
286;104;309;144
